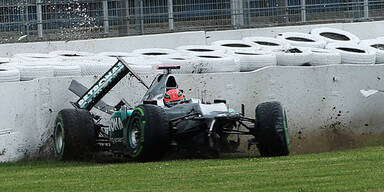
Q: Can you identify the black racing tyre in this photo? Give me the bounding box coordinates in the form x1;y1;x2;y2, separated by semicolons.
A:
127;104;170;162
255;101;290;157
54;109;97;160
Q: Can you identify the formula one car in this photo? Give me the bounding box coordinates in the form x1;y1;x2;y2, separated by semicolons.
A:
53;57;290;162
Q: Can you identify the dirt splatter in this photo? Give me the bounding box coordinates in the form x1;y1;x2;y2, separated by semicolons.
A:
0;149;6;156
291;121;384;154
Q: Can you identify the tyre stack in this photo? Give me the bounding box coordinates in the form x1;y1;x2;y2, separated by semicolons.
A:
0;65;20;83
176;45;230;73
9;53;56;80
326;43;375;65
359;38;384;64
2;26;383;84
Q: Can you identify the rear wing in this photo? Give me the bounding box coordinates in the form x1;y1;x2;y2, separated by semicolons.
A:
75;57;149;111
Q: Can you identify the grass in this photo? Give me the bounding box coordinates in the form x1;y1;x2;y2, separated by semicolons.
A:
1;146;384;192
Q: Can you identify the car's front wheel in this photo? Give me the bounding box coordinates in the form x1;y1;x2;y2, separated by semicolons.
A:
126;104;170;162
254;101;290;157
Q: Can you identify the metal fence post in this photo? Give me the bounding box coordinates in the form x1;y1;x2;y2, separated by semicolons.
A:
230;0;237;28
277;0;288;24
168;0;174;31
37;0;43;38
103;0;110;34
231;0;244;28
300;0;306;22
246;0;251;27
24;1;30;37
364;0;369;19
238;0;244;27
118;0;130;35
134;0;144;34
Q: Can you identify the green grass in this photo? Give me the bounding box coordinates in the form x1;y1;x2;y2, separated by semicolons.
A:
1;146;384;192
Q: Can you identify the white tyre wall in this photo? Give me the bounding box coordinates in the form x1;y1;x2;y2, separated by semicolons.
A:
211;40;261;52
97;52;139;58
95;52;141;66
127;64;153;73
242;36;290;51
326;43;376;65
122;56;162;68
0;58;12;64
63;61;109;76
120;57;162;73
228;50;277;71
12;63;54;80
13;53;62;62
300;47;341;66
78;63;111;76
176;45;226;55
92;56;120;66
0;66;20;83
275;47;312;66
49;50;95;61
132;48;177;58
311;27;360;43
276;32;326;48
47;62;82;77
193;53;239;73
359;39;384;64
157;55;198;74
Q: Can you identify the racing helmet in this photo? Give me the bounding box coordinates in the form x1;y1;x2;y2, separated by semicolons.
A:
163;89;185;105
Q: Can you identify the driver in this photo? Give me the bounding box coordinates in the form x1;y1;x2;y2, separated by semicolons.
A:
163;88;185;107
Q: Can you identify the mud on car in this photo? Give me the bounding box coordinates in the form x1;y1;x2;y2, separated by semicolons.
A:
53;58;290;162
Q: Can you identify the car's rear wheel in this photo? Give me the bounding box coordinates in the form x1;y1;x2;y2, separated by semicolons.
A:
255;101;290;157
54;109;97;160
127;104;170;162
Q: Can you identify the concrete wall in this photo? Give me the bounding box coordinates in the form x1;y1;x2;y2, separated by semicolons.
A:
0;31;207;57
2;64;384;162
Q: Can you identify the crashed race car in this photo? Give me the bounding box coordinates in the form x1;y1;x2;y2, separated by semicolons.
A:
53;57;290;162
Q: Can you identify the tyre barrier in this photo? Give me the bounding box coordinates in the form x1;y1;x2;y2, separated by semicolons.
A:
176;45;226;55
11;63;54;80
61;61;107;76
121;57;161;73
211;40;261;52
359;39;384;64
97;52;139;58
242;36;290;51
275;47;312;66
49;50;95;61
326;43;376;65
132;48;177;58
13;53;62;62
228;50;277;72
193;53;240;73
0;66;20;83
0;58;12;64
92;56;120;66
276;32;326;48
157;55;198;74
95;52;141;66
311;27;360;44
300;47;342;66
128;64;153;73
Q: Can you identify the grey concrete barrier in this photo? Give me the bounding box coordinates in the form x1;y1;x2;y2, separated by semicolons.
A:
0;31;207;57
1;65;384;162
